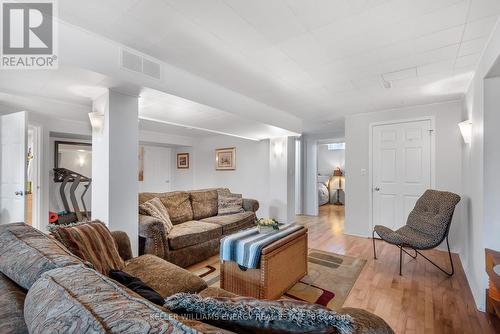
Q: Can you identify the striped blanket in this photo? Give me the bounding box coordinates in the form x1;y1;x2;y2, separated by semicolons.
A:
220;224;303;269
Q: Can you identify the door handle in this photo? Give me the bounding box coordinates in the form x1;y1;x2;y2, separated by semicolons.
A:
15;190;24;196
374;187;380;192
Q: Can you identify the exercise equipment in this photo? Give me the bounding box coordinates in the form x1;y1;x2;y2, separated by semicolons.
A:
53;168;91;223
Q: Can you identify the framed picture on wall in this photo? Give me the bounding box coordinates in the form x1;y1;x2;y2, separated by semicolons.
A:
216;147;236;170
177;153;189;169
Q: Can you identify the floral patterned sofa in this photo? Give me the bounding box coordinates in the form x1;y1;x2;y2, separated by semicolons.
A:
0;222;394;334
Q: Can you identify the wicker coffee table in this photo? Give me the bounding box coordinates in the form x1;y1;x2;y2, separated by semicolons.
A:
220;226;308;299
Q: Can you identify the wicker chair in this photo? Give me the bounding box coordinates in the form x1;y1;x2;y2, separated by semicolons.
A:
372;189;461;276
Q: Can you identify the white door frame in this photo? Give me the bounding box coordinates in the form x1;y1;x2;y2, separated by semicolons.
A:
28;125;42;229
368;116;436;231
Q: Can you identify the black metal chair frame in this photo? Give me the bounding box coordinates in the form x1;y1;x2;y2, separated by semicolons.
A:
372;212;455;277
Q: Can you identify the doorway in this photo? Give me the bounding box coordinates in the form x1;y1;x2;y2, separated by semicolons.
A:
370;118;435;231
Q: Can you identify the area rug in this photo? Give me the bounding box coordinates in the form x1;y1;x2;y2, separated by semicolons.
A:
191;249;366;310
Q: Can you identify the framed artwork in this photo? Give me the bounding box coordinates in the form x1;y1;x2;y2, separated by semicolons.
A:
138;146;144;181
216;147;236;170
177;153;189;169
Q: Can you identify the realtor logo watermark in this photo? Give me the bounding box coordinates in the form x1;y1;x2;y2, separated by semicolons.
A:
1;0;58;69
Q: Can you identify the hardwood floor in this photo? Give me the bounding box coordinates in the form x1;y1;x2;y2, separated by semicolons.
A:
189;204;497;333
295;204;497;334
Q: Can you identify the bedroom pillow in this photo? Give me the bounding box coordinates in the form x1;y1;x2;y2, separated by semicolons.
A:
139;197;174;234
164;293;354;334
218;195;244;215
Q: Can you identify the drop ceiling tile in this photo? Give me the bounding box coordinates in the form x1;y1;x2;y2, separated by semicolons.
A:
382;67;417;81
165;0;270;53
411;1;468;37
458;37;488;56
278;34;331;70
413;25;464;53
468;0;500;22
413;44;460;65
455;53;481;68
418;60;455;76
463;16;499;41
224;0;306;44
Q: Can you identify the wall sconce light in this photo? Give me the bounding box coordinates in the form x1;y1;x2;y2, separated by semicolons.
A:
273;140;284;156
458;120;472;145
88;111;104;134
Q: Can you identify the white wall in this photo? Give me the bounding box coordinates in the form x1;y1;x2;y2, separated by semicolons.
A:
344;101;464;251
317;144;345;175
461;18;500;311
171;135;270;217
170;135;296;221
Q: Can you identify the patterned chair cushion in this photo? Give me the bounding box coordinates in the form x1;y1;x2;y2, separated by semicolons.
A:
374;190;461;249
190;190;218;220
0;223;85;289
0;273;28;334
24;265;196;334
139;197;174;234
201;211;256;235
52;220;125;275
167;221;222;250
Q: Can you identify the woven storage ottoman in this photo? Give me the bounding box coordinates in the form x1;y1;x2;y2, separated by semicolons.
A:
221;227;308;299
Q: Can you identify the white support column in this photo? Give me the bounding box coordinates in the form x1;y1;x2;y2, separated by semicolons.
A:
268;137;296;223
92;90;139;255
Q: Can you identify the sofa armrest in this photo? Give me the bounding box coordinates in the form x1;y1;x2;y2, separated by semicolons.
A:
242;198;259;212
138;214;169;259
111;231;133;261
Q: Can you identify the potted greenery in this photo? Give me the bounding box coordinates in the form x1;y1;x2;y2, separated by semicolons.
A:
256;218;279;234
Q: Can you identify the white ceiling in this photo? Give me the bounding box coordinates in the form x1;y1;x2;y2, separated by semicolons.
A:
57;0;500;133
0;67;297;140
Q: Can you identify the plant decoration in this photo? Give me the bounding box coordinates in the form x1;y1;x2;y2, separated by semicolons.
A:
255;218;279;233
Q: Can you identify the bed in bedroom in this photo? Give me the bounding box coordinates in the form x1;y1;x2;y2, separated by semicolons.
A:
317;175;330;206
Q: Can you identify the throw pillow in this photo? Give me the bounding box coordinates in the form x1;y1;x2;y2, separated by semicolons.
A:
51;220;125;275
109;270;164;306
164;293;354;334
218;194;244;215
139;197;174;234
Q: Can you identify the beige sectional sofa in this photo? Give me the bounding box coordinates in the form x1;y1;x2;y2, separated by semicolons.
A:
138;188;259;268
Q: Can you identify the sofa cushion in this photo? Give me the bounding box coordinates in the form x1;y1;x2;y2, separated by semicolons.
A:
140;192;193;225
52;220;125;275
167;221;222;250
139;197;174;233
201;211;256;235
190;190;218;220
0;223;86;289
0;273;28;334
123;254;207;298
24;265;195;334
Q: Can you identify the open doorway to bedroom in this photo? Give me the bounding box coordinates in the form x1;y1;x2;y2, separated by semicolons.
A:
317;139;345;228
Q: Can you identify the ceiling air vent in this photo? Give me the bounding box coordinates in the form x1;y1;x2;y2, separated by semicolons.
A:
120;49;161;80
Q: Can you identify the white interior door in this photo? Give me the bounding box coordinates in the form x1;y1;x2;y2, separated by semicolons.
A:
0;111;27;224
372;119;432;231
138;146;171;193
